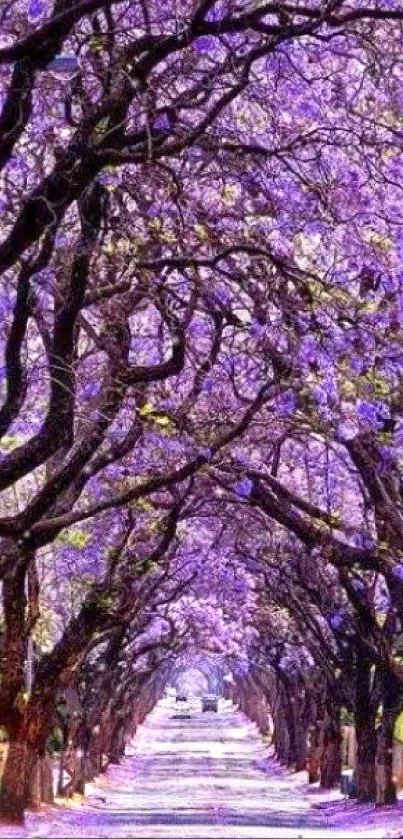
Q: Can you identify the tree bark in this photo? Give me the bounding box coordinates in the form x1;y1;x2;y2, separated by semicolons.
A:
26;748;41;811
40;752;54;804
354;655;376;801
291;691;308;772
70;750;86;796
57;746;66;796
307;721;322;783
109;719;126;764
0;736;29;822
272;688;291;765
306;688;326;784
0;565;29;823
320;706;342;788
26;748;54;809
376;669;401;805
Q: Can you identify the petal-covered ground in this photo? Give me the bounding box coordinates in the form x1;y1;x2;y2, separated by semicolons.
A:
2;699;403;839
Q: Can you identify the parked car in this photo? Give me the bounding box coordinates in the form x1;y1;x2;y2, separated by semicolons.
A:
176;693;188;702
202;694;218;712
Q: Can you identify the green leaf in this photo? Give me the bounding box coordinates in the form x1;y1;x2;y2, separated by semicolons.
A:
154;415;172;428
88;35;104;53
0;435;21;451
138;403;155;417
58;530;92;550
194;224;209;241
133;499;153;512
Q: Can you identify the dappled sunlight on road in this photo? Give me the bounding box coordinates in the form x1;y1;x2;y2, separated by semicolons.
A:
3;698;403;838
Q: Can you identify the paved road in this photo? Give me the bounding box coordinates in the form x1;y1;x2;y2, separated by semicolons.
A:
4;698;403;838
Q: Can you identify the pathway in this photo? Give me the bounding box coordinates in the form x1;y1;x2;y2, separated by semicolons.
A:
2;698;403;838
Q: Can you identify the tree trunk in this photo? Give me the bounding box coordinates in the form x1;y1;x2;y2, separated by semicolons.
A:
307;721;322;783
57;747;66;796
58;724;83;798
40;752;54;804
376;713;397;806
25;748;54;809
272;694;291;765
68;723;91;796
284;695;297;768
71;750;86;796
109;721;125;764
0;564;29;822
320;706;342;788
376;669;401;806
84;747;99;784
0;735;29;823
292;695;308;771
85;717;107;781
26;749;41;811
274;675;298;768
99;718;112;772
307;692;326;784
5;699;55;814
354;655;376;802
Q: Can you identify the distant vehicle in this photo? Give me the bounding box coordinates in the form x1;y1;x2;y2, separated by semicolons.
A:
172;696;191;719
202;694;218;712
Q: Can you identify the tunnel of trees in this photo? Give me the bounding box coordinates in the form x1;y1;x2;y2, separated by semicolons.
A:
1;0;403;824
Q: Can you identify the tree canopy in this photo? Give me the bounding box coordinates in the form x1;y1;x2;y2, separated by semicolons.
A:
1;0;403;823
